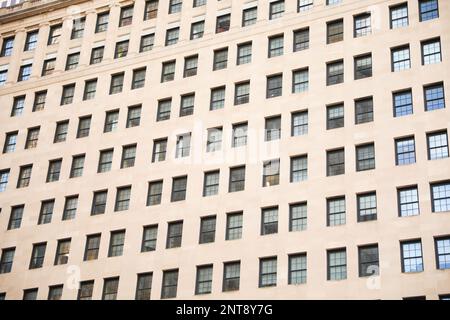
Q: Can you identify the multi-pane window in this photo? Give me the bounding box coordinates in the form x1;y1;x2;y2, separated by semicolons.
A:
291;155;307;182
77;116;91;138
327;60;344;85
327;197;346;226
23;289;38;300
8;205;24;230
327;0;342;5
419;0;439;22
132;68;146;89
327;104;344;129
169;0;182;13
147;180;163;206
393;90;413;117
223;262;240;291
102;278;119;300
71;18;85;39
90;46;104;64
354;13;371;38
298;0;313;12
427;131;449;160
110;73;124;94
24;31;38;51
195;265;213;295
213;48;228;70
293;28;309;52
70;154;85;178
269;0;284;20
114;186;131;211
175;133;191;158
126;105;141;128
48;285;63;300
42;58;56;76
18;64;32;82
435;237;450;269
171;176;187;202
421;38;441;65
229;166;246;192
11;95;25;116
216;14;231;33
3;131;17;153
61;84;75;105
119;5;133;27
203;170;220;196
136;273;153;300
46;159;62;182
261;207;278;235
91;190;107;215
234;81;250;105
237;42;252;65
206;127;223;152
161;270;178;299
104;110;119;132
144;0;158;20
157;99;172;121
140;34;154;52
226;212;243;240
38;200;54;225
121;144;136;168
289;202;307;231
398;186;420;217
0;248;15;274
29;243;46;269
114;40;129;59
95;11;109;33
165;27;179;46
166;221;183;248
17;165;32;188
190;21;204;40
54;239;71;265
184;55;198;77
357;192;377;222
84;234;101;260
0;169;9;192
210;86;226;110
199;216;216;244
431;181;450;212
424;83;445;111
292;68;309;93
358;245;379;277
266;74;283;98
391;45;411;71
62;196;78;221
327;248;347;280
390;3;408;28
33;91;46;112
65;52;80;70
262;159;280;187
152;139;167;162
354;54;372;79
0;70;7;86
141;225;158;252
108;231;125;257
83;79;97;100
1;37;14;57
268;35;284;58
232;123;248;148
356;143;375;171
180;94;195;116
395;136;416;165
289;254;307;284
327;19;343;44
259;257;277;287
401;240;424;272
161;61;176;82
355;97;373;124
98;149;113;173
242;7;257;26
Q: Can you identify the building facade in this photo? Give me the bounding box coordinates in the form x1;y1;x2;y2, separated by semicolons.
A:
0;0;449;300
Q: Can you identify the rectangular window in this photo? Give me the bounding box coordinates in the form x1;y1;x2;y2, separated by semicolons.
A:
298;0;313;12
421;38;441;65
0;70;7;86
169;0;182;13
161;269;178;299
91;190;108;215
203;170;220;196
393;89;413;117
401;240;424;272
90;46;104;64
327;19;343;44
108;230;125;257
142;225;158;252
38;200;54;225
431;181;450;212
266;74;283;98
354;13;371;38
213;48;228;71
354;54;372;79
24;30;38;51
8;205;24;230
390;3;409;28
62;196;78;221
223;261;240;291
261;207;278;235
11;95;25;117
1;37;14;57
435;237;450;269
171;176;187;202
327;197;346;226
327;104;344;129
0;248;15;274
54;239;71;265
176;133;191;158
263;159;280;187
33;91;46;112
229;166;245;192
114;40;129;59
42;58;56;76
121;144;136;168
70;155;85;178
327;248;347;280
0;169;10;192
237;42;252;65
104;110;119;132
71;18;85;39
114;186;131;211
147;180;163;206
206;127;223;152
23;289;38;300
54;121;69;143
165;27;179;46
190;21;204;40
291;111;308;137
259;257;277;287
293;28;309;52
357;192;377;222
288;253;307;284
157;99;171;121
232;123;247;148
29;243;46;269
395;136;416;165
427;131;449;160
242;7;257;26
110;73;124;94
356;143;375;171
210;86;226;110
166;221;183;248
226;212;243;240
17;165;32;188
358;245;379;277
216;14;231;33
3;131;17;153
47;159;62;182
419;0;439;22
152;138;167;162
269;0;284;20
161;61;176;82
102;277;119;300
355;97;373;124
119;5;134;27
18;64;32;82
144;0;158;20
268;35;284;58
98;149;113;173
234;81;250;105
132;68;146;89
83;79;97;101
180;93;195;117
61;84;75;105
291;155;307;182
140;34;154;52
292;68;309;93
124;105;141;128
136;273;152;300
65;52;80;70
398;186;420;217
77;116;91;138
327;60;344;85
424;83;445;111
199;216;216;244
391;45;411;71
184;55;198;77
289;202;307;231
95;11;109;33
195;265;213;295
84;234;101;260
